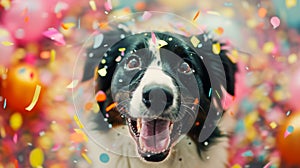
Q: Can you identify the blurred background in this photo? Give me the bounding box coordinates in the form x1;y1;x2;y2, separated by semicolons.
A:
1;0;300;167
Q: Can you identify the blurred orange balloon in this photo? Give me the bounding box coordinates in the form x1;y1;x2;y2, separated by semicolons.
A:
1;64;43;113
277;112;300;166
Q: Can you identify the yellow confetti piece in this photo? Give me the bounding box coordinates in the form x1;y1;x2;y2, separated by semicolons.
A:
270;121;277;129
288;53;297;64
157;40;168;48
190;36;200;47
1;41;14;46
263;42;275;54
66;80;79;89
232;164;242;168
0;127;6;138
9;112;23;131
118;48;126;52
25;85;41;111
82;153;92;164
286;0;297;8
0;0;10;9
98;68;107;77
212;43;221;54
61;22;76;30
29;148;44;167
89;0;97;11
50;49;56;63
74;115;84;128
206;10;220;16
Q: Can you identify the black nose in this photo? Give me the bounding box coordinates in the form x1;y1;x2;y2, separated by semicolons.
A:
142;87;174;111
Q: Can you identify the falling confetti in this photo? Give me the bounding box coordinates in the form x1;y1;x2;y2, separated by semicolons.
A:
142;11;152;20
98;68;107;77
270;16;280;29
118;48;126;56
106;102;117;112
151;32;156;44
1;41;14;46
286;0;297;8
95;90;107;102
193;10;201;21
66;80;79;89
13;133;18;144
270;121;277;129
215;27;224;35
104;0;112;11
190;36;200;47
212;43;221;54
61;22;76;30
208;88;212;97
9;113;23;131
43;28;66;45
258;7;267;18
3;98;6;109
25;85;41;111
157;40;168;48
29;148;44;167
263;161;272;168
74;115;84;128
242;150;254;157
89;0;97;11
284;125;294;138
82;153;92;164
93;33;104;49
99;153;110;163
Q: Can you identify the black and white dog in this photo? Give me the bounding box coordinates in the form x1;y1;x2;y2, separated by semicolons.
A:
82;28;237;167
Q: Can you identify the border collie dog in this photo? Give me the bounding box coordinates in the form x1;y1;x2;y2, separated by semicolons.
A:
82;28;237;167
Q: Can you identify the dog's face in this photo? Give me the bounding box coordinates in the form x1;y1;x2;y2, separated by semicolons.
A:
95;31;236;162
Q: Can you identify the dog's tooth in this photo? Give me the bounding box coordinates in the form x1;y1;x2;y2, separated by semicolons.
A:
137;118;141;133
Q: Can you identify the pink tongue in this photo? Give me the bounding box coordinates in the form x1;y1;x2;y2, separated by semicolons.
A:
140;119;170;152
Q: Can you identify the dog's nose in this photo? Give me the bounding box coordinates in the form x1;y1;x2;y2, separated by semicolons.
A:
142;87;173;111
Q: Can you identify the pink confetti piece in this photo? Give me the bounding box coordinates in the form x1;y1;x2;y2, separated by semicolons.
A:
104;0;112;11
142;11;152;20
151;32;156;44
270;16;280;29
263;161;272;168
51;144;61;151
13;133;18;144
43;28;66;46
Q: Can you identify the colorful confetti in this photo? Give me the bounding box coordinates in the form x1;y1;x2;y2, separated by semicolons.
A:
25;85;41;111
74;115;84;128
190;36;200;47
43;28;66;45
105;102;117;112
270;16;281;29
98;68;107;77
3;98;6;109
151;32;156;44
29;148;44;167
9;113;23;131
142;11;152;20
258;7;267;18
212;43;221;54
89;0;97;11
286;0;297;8
93;33;104;49
95;90;107;102
1;41;14;46
82;153;92;164
66;80;79;89
193;10;201;21
99;153;110;163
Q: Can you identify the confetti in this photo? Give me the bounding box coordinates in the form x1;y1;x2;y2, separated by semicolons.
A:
95;90;107;102
99;153;110;163
284;125;294;138
118;48;126;56
3;98;6;109
82;153;92;164
61;22;76;30
66;80;79;89
106;102;117;112
51;144;61;152
98;68;107;77
142;11;152;20
1;41;14;46
258;7;267;18
29;148;44;167
104;0;112;11
270;121;277;129
190;36;200;47
151;32;156;44
70;129;87;143
157;40;168;48
206;10;220;16
286;0;297;8
40;51;50;59
212;43;221;54
43;28;66;45
270;16;280;29
115;56;122;62
89;0;97;11
208;88;212;97
50;49;56;63
193;10;201;21
232;164;242;168
288;53;297;64
93;33;104;49
13;133;18;143
74;115;84;128
263;161;272;168
263;42;275;54
215;27;224;35
25;85;41;111
9;113;23;131
242;150;254;157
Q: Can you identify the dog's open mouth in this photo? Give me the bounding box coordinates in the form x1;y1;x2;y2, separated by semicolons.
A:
127;117;173;162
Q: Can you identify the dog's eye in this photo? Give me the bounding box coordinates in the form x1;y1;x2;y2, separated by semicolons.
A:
178;62;192;74
125;56;141;70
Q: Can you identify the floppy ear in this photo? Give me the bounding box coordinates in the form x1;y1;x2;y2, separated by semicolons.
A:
82;27;131;129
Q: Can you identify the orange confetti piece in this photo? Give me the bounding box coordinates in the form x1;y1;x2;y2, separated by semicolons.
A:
193;10;201;21
135;2;146;10
25;85;41;111
85;102;94;111
95;91;107;102
258;8;267;18
98;22;109;29
106;102;117;112
70;131;86;143
215;27;224;35
61;22;76;30
40;51;50;59
24;16;29;23
193;98;199;105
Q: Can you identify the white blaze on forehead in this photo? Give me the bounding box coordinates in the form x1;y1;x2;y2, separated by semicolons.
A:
148;36;162;68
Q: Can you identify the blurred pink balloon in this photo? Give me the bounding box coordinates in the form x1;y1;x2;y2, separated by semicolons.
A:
289;67;300;110
0;26;15;66
2;0;55;43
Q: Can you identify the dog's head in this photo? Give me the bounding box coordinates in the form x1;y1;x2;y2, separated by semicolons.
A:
89;31;236;162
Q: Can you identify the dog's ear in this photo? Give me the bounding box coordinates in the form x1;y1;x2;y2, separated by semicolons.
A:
82;28;131;129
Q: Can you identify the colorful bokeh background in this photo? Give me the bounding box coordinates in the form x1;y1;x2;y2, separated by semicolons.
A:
1;0;300;167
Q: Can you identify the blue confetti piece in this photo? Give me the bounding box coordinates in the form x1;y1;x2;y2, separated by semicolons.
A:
18;68;26;74
287;125;294;133
3;98;6;109
208;88;212;97
242;150;254;157
99;153;110;163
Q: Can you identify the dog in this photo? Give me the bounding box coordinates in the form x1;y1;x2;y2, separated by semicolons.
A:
80;27;237;167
